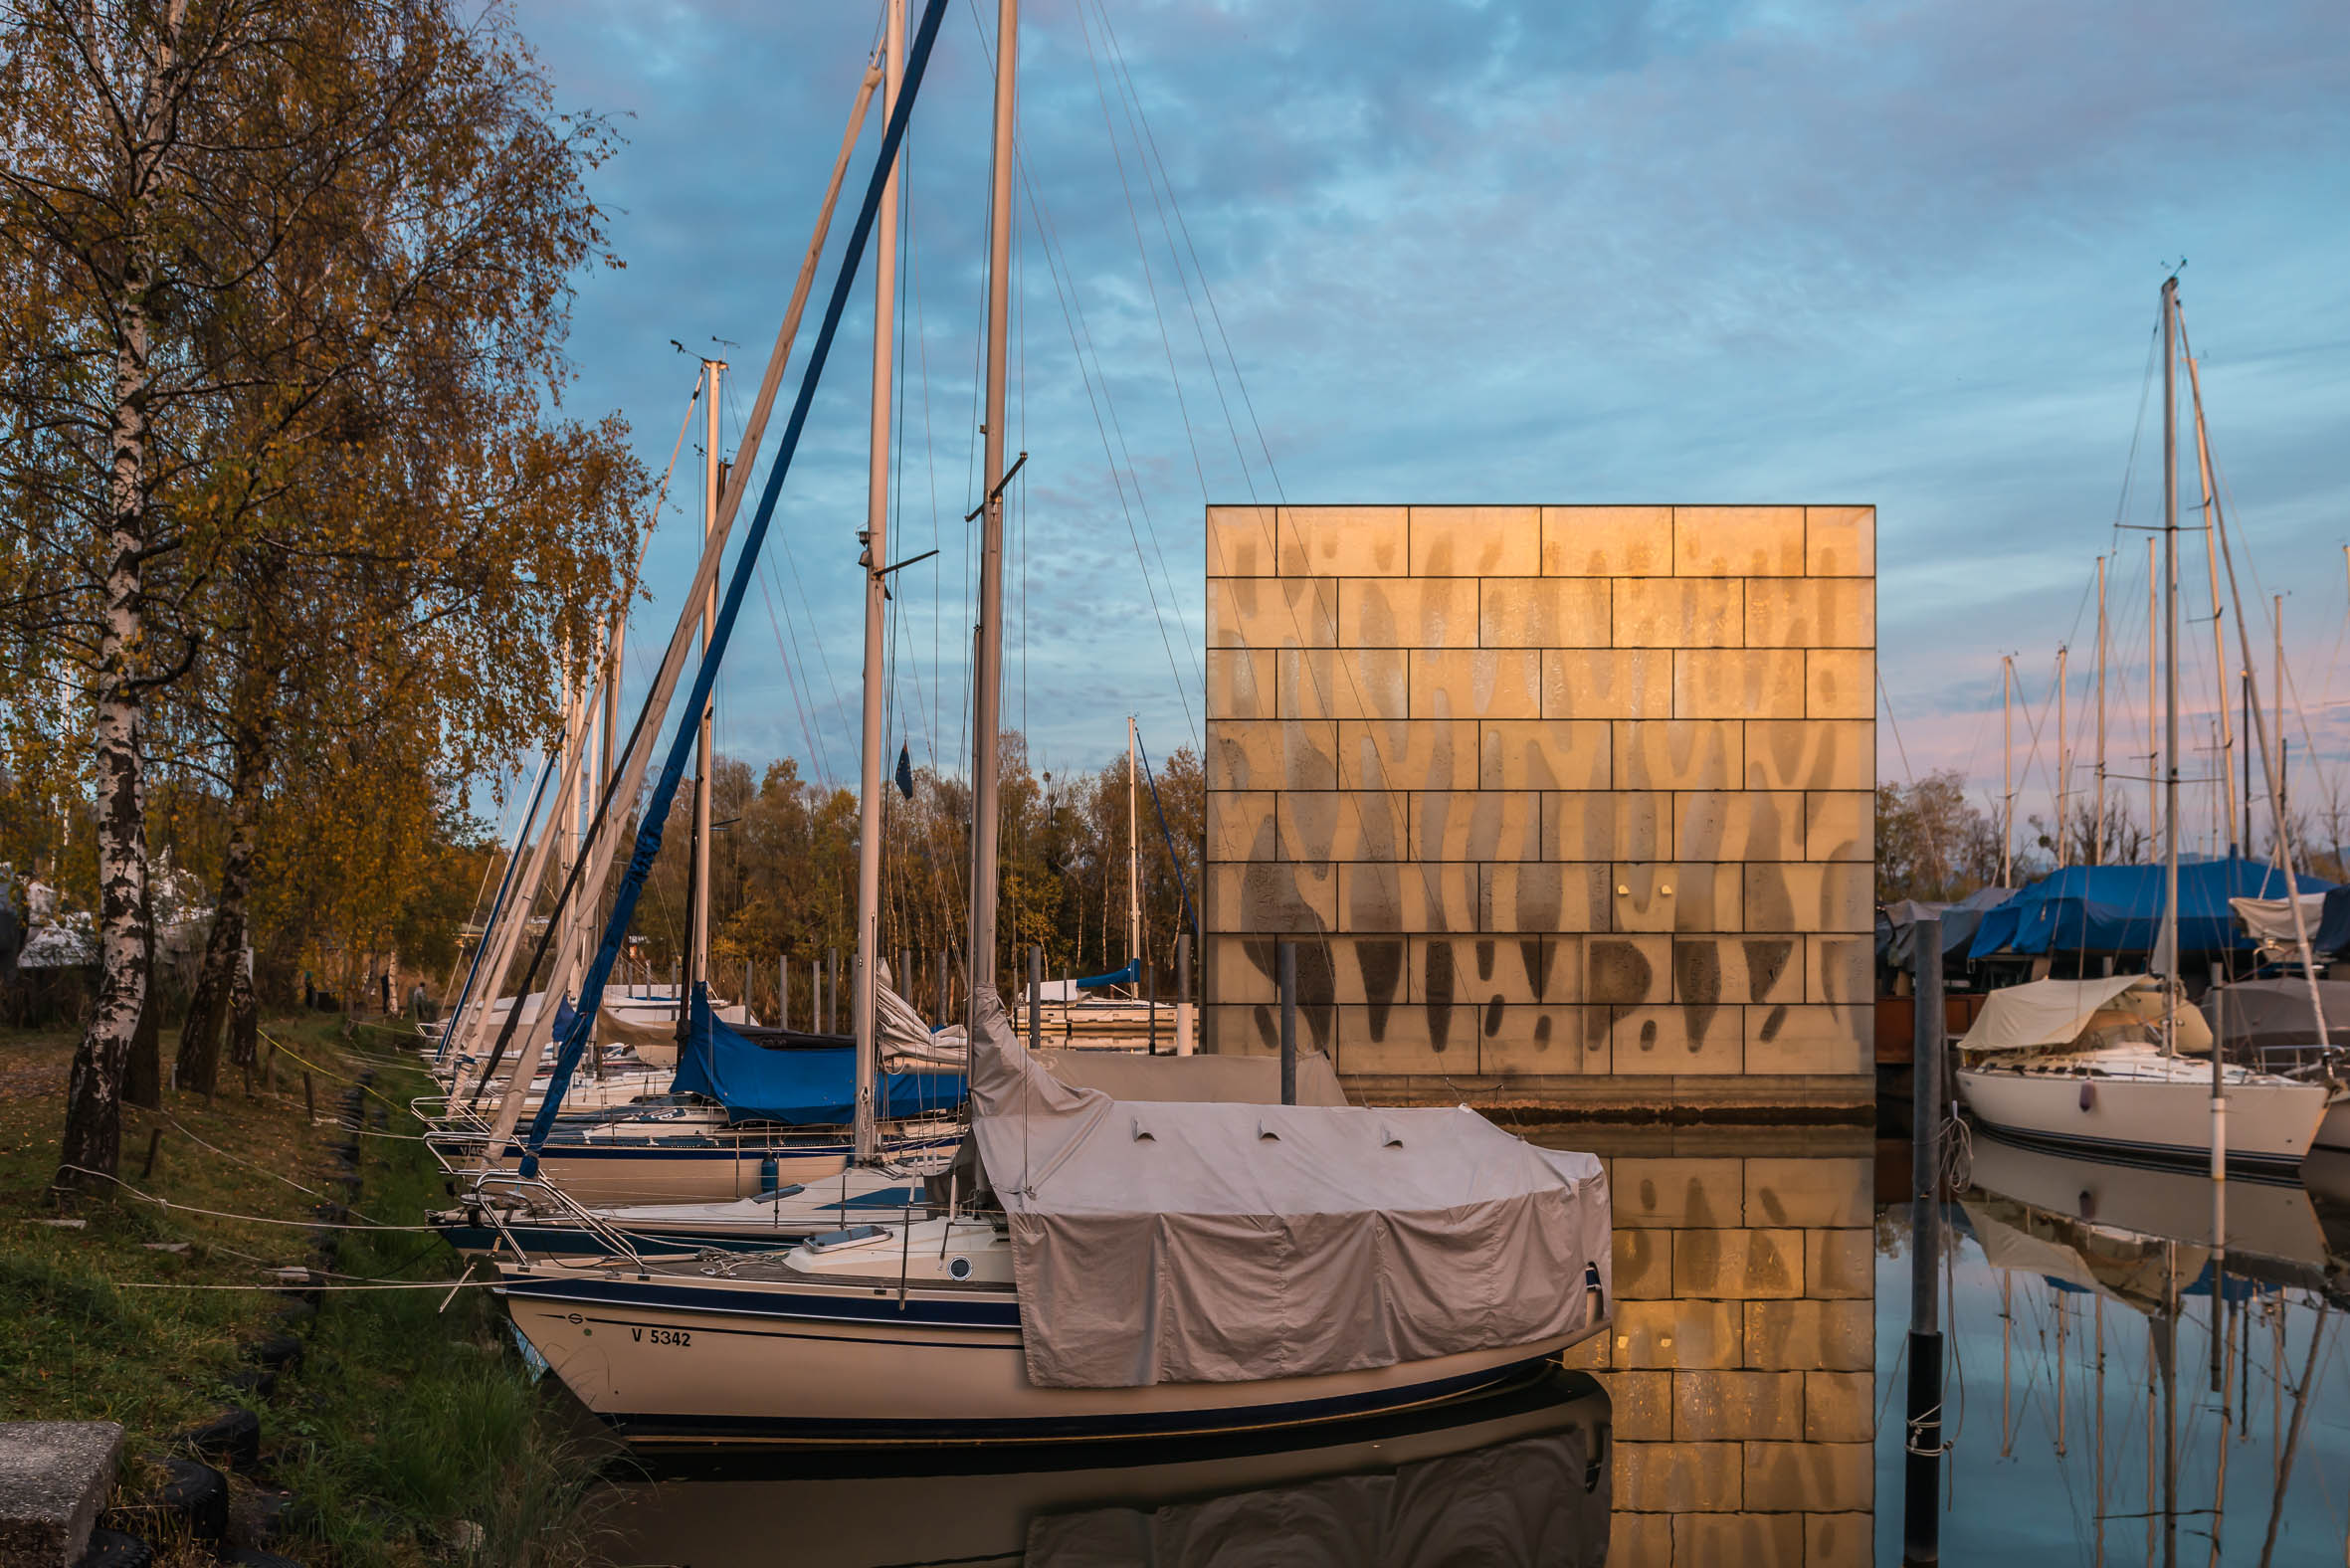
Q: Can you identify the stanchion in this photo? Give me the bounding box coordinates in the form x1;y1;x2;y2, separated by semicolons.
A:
1904;914;1945;1565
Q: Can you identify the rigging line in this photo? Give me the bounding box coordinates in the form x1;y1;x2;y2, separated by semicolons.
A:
1133;726;1198;946
1091;0;1287;505
772;508;851;783
1017;162;1200;747
755;556;832;791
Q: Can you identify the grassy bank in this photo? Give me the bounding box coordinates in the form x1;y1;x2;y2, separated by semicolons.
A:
0;1015;618;1566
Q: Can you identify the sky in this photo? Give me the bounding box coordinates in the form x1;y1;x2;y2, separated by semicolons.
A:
506;0;2350;852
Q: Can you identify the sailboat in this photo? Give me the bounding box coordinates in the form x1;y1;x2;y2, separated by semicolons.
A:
1955;278;2328;1174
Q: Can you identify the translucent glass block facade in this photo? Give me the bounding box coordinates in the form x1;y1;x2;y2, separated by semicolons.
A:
1203;504;1876;1107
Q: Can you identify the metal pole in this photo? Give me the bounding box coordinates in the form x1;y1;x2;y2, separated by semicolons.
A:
1028;944;1041;1055
848;0;903;1164
693;359;723;996
2193;396;2237;855
1126;715;1142;965
1146;957;1157;1056
2001;655;2014;886
779;952;790;1032
963;0;1018;1029
937;947;949;1031
2148;536;2159;857
2095;555;2107;864
1904;914;1945;1565
1278;941;1297;1105
828;946;840;1036
812;957;821;1035
1175;931;1194;1056
2057;644;2069;868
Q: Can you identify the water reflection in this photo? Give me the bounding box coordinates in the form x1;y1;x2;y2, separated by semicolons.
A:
597;1368;1610;1567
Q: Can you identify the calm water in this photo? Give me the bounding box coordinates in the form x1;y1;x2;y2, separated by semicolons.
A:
589;1127;2350;1566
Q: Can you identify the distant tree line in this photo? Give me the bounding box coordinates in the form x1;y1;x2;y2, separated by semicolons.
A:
0;0;646;1191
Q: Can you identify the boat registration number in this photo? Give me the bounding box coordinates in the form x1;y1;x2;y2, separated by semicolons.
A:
632;1327;691;1347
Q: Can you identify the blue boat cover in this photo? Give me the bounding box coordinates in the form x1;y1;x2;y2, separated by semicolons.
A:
2317;886;2350;958
1075;959;1140;989
669;989;966;1126
1967;857;2335;960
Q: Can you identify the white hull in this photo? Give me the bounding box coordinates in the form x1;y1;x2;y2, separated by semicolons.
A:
438;1165;937;1259
1964;1129;2328;1269
500;1255;1602;1446
464;1126;962;1206
1957;1050;2327;1172
2314;1097;2350;1153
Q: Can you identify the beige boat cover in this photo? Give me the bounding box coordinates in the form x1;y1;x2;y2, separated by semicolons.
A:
1955;975;2212;1056
1034;1048;1347;1106
2229;894;2329;945
965;990;1610;1390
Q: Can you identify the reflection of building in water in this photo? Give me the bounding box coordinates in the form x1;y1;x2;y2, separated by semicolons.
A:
1201;504;1875;1112
1550;1132;1876;1564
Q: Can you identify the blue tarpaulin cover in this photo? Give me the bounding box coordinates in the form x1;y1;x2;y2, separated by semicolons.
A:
670;989;966;1125
1967;857;2335;960
2317;886;2350;958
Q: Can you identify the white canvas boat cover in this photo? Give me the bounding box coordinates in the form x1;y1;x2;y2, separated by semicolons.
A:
1034;1048;1348;1106
2229;894;2328;945
1956;975;2157;1055
964;990;1609;1390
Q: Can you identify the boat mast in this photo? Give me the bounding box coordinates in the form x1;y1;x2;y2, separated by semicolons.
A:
2000;655;2014;886
2191;389;2238;855
853;0;904;1163
2095;554;2107;865
965;0;1017;1022
2159;276;2179;1056
2056;644;2069;869
1126;714;1142;973
693;357;724;1010
2147;536;2158;860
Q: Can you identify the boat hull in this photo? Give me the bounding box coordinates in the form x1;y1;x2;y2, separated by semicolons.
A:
1956;1066;2326;1173
444;1127;961;1207
498;1266;1603;1447
2312;1098;2350;1153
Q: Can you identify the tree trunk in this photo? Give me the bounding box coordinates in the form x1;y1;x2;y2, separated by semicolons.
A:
177;714;266;1096
57;271;154;1193
123;900;161;1109
228;950;258;1073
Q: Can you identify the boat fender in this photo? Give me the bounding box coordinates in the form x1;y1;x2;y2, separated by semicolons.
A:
2078;1081;2096;1112
758;1154;781;1195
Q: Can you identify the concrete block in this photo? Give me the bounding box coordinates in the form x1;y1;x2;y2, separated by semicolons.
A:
1614;1156;1743;1228
1585;934;1670;1004
1607;1510;1674;1568
1744;1158;1873;1229
1805;1512;1875;1568
1409;504;1539;576
1479;720;1612;790
1205;647;1273;721
1481;862;1610;933
1745;720;1874;791
1276;504;1407;577
1672;649;1806;719
1803;790;1872;862
1673;791;1803;861
1478;577;1610;648
1610;1368;1674;1438
1805;648;1874;718
1417;932;1577;1004
1208;575;1336;648
1616;720;1741;791
0;1422;122;1568
1677;934;1802;1007
1742;1441;1873;1512
1745;1300;1873;1371
1337;861;1475;932
1744;578;1874;648
1613;861;1740;934
1614;1228;1673;1300
1410;790;1539;863
1613;578;1743;648
1409;648;1542;719
1673;1512;1803;1568
1336;576;1478;648
1205;861;1336;933
1276;791;1406;863
1674;1230;1805;1301
1672;1371;1806;1441
1542;648;1671;719
1612;1299;1743;1371
1332;1002;1476;1071
1544;791;1665;862
1202;1003;1275;1056
1804;1371;1874;1442
1542;504;1672;576
1673;505;1806;577
1613;1441;1743;1513
1478;1007;1593;1076
1275;648;1409;721
1611;1004;1742;1074
1205;936;1276;1004
1205;503;1277;577
1744;862;1874;934
1806;504;1874;576
1743;1004;1870;1076
1806;935;1873;1005
1205;790;1275;863
1205;718;1337;792
1337;718;1478;792
1805;1232;1875;1302
1338;937;1411;1015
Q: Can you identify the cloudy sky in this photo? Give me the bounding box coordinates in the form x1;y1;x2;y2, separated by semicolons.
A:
510;0;2350;851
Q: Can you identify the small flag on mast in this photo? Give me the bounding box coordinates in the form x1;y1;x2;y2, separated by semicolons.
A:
894;743;914;799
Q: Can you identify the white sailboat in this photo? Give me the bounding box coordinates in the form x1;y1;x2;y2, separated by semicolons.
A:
1955;278;2328;1174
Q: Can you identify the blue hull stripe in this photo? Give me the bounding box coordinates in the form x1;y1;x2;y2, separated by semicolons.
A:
1970;1119;2307;1178
503;1274;1023;1329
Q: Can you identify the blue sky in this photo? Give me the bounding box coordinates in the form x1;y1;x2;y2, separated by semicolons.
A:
510;0;2350;847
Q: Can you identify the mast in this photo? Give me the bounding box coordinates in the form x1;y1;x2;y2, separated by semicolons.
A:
2191;379;2238;854
2148;536;2159;860
852;0;904;1162
2056;644;2069;868
965;0;1017;1020
693;357;724;1006
1126;715;1142;970
2000;655;2014;886
2272;592;2283;867
2159;277;2180;1053
2095;555;2107;865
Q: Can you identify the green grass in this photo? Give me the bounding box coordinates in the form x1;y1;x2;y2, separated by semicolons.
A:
0;1015;621;1566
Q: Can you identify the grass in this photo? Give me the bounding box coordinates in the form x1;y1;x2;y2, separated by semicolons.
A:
0;1013;621;1566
